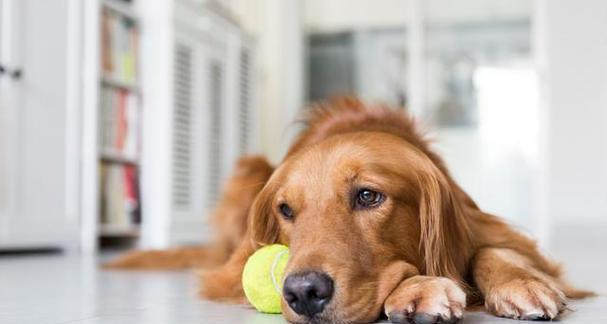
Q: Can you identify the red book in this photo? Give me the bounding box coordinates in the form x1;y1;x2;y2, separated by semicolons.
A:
123;166;140;223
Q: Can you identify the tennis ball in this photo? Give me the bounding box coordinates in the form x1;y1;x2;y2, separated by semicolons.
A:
242;244;290;314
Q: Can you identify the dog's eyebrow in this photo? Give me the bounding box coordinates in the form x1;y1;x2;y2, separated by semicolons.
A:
345;171;360;184
355;163;405;180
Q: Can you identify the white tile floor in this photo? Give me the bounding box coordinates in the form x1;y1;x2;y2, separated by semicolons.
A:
0;225;605;324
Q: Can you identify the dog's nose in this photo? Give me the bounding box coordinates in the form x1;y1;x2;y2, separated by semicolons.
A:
283;271;334;317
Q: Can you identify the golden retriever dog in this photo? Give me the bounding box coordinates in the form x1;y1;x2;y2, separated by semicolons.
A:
108;98;591;323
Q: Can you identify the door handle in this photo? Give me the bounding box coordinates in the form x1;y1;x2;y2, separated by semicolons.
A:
0;64;22;80
10;68;22;80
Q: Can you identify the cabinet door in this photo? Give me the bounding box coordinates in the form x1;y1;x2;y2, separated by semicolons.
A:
170;23;233;245
0;0;79;248
0;0;20;242
170;30;218;245
0;0;8;237
170;35;201;244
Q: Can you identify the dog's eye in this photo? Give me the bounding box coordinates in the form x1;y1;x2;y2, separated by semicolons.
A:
355;188;384;209
278;203;294;220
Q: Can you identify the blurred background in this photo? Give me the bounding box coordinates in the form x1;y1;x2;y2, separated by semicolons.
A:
0;0;605;271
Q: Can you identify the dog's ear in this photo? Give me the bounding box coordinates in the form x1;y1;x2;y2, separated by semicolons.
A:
418;167;472;283
248;182;281;247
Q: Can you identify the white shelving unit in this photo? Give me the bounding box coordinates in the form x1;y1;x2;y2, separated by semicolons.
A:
101;74;139;92
0;0;258;253
77;0;259;252
101;0;137;19
96;0;142;245
99;223;141;237
100;149;139;165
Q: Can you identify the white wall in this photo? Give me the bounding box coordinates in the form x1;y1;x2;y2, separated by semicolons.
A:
304;0;531;32
223;0;533;162
305;0;411;32
537;0;607;225
223;0;304;163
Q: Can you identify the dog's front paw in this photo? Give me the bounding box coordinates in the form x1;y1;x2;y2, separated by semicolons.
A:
485;278;568;320
384;276;466;324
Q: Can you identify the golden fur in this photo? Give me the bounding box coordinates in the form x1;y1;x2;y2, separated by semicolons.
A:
108;98;591;323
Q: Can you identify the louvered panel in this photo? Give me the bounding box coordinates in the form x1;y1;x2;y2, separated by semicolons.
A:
207;61;223;207
238;48;251;154
172;44;193;209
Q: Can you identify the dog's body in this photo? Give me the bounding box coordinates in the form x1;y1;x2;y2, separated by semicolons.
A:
108;99;590;323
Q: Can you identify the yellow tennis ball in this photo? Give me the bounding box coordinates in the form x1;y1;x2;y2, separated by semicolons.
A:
242;244;290;314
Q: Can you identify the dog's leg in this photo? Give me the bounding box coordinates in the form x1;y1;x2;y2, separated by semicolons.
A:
198;239;254;303
197;156;277;302
472;247;572;320
103;246;226;270
384;276;466;324
105;155;274;270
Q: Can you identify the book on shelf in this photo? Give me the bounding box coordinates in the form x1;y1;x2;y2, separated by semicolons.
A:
99;86;139;158
101;7;138;84
99;163;141;227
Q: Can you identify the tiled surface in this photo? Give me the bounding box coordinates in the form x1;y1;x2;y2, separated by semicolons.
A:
0;226;605;324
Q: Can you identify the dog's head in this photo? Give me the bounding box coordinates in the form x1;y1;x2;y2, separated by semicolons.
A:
248;131;471;323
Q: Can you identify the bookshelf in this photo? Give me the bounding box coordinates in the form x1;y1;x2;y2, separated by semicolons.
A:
97;0;142;244
99;223;141;237
101;0;137;19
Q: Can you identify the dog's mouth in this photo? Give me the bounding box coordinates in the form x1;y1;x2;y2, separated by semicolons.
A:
290;314;333;324
285;309;383;324
281;286;383;324
282;260;418;324
285;311;363;324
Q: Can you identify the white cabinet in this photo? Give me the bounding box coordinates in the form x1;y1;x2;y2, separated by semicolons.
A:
168;3;256;245
0;0;80;249
137;0;257;248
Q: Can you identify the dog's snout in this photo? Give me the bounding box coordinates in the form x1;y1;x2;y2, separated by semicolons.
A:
283;271;334;317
